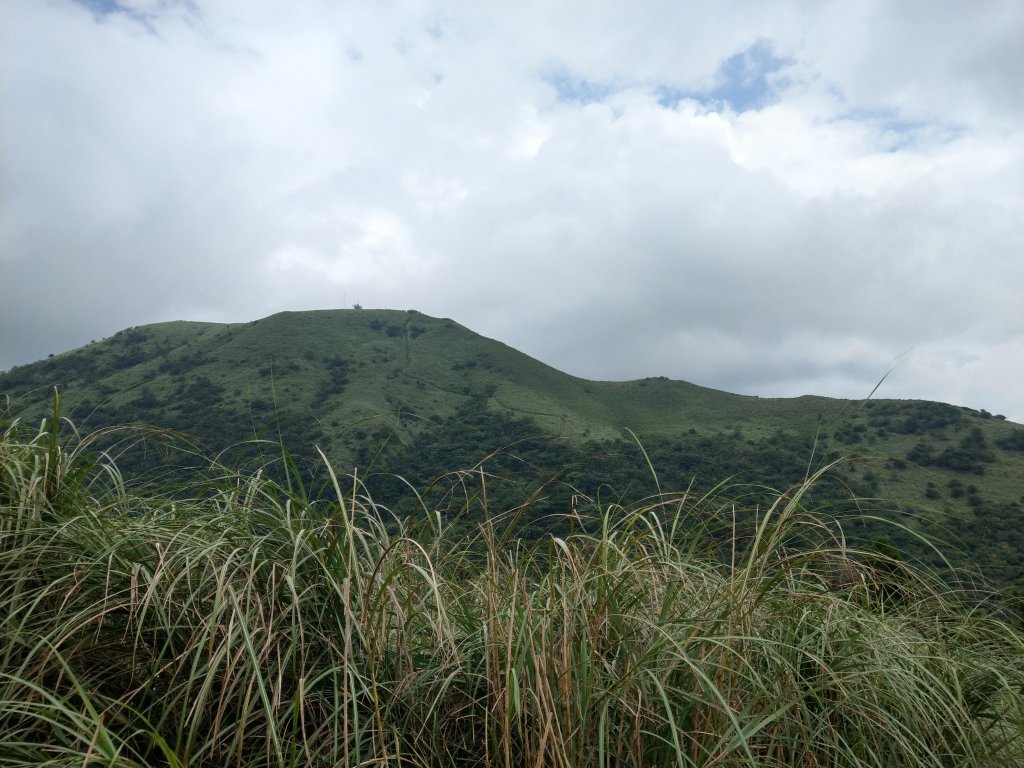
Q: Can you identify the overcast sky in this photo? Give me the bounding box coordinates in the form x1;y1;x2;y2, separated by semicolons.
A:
2;1;1022;422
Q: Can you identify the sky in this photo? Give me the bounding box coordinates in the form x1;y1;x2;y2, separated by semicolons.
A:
2;0;1022;422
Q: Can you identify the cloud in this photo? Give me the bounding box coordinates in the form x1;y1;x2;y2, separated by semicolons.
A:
2;0;1021;422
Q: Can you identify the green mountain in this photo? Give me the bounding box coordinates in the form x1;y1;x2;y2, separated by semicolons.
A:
3;308;1023;586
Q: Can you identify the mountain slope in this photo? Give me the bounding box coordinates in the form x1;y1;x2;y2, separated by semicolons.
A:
0;308;847;449
3;308;1023;587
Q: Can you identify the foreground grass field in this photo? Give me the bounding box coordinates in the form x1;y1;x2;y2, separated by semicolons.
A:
2;405;1023;767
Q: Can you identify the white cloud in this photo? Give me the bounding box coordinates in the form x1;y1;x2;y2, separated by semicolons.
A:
1;0;1021;422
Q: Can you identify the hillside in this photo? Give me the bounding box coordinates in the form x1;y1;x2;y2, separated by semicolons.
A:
2;308;1024;586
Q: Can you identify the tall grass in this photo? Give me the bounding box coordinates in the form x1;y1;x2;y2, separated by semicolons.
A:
1;405;1022;767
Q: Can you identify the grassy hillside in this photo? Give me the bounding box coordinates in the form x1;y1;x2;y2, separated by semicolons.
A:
0;309;863;445
2;308;1023;586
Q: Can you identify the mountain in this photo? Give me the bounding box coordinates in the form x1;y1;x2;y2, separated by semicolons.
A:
3;308;1024;587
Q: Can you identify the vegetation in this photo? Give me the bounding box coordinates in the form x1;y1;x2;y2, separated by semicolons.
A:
3;309;1022;589
2;400;1023;766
